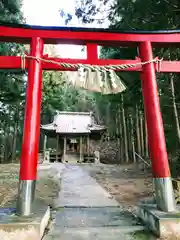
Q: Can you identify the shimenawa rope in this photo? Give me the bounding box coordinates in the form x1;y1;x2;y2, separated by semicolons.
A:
21;54;163;72
21;54;162;94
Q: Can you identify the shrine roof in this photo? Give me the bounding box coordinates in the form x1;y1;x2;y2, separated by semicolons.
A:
41;111;106;135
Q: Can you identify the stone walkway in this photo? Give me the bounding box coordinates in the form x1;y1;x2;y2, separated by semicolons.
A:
55;164;119;207
44;164;145;239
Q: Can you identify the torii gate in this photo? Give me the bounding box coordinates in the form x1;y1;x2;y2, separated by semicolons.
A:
0;23;179;216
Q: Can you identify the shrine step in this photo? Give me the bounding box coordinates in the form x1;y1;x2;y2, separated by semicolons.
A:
44;206;145;240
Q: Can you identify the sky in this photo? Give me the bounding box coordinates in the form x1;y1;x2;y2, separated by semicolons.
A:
22;0;109;58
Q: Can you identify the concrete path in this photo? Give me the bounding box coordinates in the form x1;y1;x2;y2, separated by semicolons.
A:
44;164;145;239
55;164;119;207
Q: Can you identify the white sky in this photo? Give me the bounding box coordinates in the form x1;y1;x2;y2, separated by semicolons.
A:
22;0;109;58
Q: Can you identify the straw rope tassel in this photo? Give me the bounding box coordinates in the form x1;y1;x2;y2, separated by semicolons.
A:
21;54;163;94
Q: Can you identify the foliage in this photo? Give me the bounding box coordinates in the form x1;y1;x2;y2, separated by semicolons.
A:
2;0;180;171
62;0;180;166
0;0;25;161
41;71;97;123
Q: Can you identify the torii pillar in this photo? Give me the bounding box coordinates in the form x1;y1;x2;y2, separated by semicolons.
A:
16;37;44;216
139;41;176;212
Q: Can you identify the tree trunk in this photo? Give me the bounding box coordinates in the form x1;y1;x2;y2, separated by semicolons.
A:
115;110;120;161
170;73;180;145
11;120;18;162
1;136;5;163
95;105;100;124
118;104;124;163
140;111;145;157
130;113;136;163
127;114;132;156
43;135;47;153
4;127;10;163
121;94;129;163
144;117;149;159
135;104;141;156
106;102;111;138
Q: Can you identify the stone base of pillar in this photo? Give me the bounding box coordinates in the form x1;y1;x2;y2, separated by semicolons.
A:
154;177;176;212
16;180;36;216
0;202;50;239
137;203;180;238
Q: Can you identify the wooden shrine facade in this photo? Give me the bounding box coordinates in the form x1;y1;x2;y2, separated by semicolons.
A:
41;112;106;163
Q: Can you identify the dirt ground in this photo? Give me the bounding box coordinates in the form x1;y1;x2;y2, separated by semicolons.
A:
0;163;60;208
0;163;153;213
82;163;153;212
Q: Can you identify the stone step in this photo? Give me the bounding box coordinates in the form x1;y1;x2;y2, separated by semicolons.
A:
52;207;141;228
44;226;145;240
43;165;146;240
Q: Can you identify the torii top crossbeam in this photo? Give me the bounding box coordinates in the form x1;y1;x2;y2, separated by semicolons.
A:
0;22;180;72
1;22;180;45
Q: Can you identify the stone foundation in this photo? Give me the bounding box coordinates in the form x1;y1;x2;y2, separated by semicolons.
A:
0;202;50;240
137;203;180;239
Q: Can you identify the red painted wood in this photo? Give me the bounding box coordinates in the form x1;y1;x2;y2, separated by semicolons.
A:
0;25;180;45
1;56;180;72
0;56;142;71
19;37;44;180
86;43;98;63
157;60;180;72
139;41;170;178
0;24;177;180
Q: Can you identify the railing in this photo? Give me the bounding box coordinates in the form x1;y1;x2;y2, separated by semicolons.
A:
135;152;151;167
135;152;180;203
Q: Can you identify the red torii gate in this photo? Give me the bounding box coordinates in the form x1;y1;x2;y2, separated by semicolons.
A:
1;23;179;216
